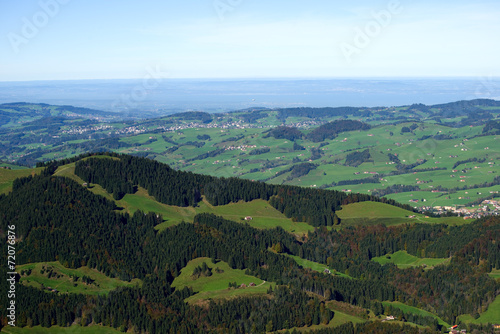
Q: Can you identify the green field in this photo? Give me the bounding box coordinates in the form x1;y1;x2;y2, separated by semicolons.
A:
489;268;500;280
0;163;28;170
372;251;450;269
287;255;352;279
53;163;85;183
0;167;40;195
335;201;464;226
53;163;468;237
382;301;450;328
285;301;369;332
283;311;366;332
458;294;500;324
53;163;314;235
1;325;121;334
17;262;141;295
328;311;366;327
119;191;314;234
2;102;500;214
171;257;273;304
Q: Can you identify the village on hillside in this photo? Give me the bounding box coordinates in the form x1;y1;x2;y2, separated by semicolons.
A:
418;199;500;219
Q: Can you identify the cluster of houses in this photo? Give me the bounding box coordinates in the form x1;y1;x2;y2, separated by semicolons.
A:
418;200;500;219
61;124;113;135
447;325;467;333
223;144;259;152
58;116;328;142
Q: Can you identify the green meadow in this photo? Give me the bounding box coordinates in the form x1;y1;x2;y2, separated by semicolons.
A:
42;123;500;216
52;162;314;235
54;163;314;235
287;255;352;279
489;268;500;280
17;262;141;296
120;190;314;234
336;201;464;226
283;311;366;332
382;301;450;328
458;294;500;324
53;162;468;236
372;251;450;269
327;311;366;327
284;300;373;332
0;167;41;195
171;257;273;304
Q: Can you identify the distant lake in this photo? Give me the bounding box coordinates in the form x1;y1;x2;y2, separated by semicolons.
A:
0;78;499;115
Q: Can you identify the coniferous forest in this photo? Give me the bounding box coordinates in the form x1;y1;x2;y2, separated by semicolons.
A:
0;153;499;333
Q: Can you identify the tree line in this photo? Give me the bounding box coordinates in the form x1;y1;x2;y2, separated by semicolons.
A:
73;153;417;226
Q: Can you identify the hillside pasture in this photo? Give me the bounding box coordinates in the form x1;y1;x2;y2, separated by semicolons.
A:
0;167;40;195
489;268;500;280
458;294;500;324
372;251;450;269
335;201;422;226
286;255;352;279
336;201;465;226
381;301;450;328
17;262;141;296
53;163;313;234
171;257;272;304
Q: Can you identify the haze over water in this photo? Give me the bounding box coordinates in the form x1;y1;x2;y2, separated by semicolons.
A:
0;78;498;115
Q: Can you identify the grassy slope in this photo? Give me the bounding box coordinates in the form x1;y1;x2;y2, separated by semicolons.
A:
382;301;450;328
283;311;366;332
489;268;500;280
287;255;352;279
328;311;366;327
458;294;500;324
1;325;121;334
120;192;314;234
336;201;465;226
53;163;314;235
3;105;500;209
17;262;141;296
171;257;273;304
54;163;465;236
372;251;450;269
0;167;41;195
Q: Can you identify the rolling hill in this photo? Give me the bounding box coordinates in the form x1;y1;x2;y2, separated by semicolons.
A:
1;99;500;333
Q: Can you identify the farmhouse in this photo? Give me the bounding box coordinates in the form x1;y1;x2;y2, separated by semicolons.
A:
244;216;253;221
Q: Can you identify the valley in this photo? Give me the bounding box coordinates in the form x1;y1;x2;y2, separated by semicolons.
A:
1;100;500;218
0;101;499;333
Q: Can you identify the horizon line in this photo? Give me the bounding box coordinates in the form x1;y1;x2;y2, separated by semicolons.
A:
1;76;500;83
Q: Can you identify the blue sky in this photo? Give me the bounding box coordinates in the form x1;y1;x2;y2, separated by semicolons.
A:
1;0;499;81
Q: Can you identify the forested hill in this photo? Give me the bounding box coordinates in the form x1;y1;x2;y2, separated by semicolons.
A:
69;153;416;227
0;160;499;332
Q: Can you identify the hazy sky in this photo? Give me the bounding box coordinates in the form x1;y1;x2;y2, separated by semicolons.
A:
1;0;499;81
